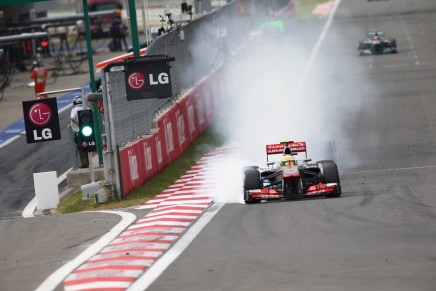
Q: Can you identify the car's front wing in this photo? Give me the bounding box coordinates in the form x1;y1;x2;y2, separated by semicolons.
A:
248;183;339;200
359;48;396;56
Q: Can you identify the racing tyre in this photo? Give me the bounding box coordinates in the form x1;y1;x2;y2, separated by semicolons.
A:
243;169;261;204
358;42;365;56
244;169;261;190
317;161;342;198
390;39;397;53
317;160;335;164
242;166;259;173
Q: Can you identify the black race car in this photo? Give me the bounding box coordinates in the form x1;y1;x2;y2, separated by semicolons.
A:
242;141;341;204
358;30;397;56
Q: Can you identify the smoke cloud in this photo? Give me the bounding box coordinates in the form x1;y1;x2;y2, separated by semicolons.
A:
187;2;367;203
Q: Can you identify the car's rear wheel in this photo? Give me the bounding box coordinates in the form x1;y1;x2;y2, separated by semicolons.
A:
390;38;397;53
317;161;342;198
243;169;261;204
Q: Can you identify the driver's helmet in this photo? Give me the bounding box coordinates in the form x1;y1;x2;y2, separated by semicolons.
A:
73;96;82;106
281;154;294;167
373;33;380;40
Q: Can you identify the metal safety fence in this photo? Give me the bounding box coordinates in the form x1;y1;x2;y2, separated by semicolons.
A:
103;0;254;147
105;70;172;146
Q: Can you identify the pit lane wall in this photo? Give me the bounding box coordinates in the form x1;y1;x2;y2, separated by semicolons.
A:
114;0;294;196
118;71;223;196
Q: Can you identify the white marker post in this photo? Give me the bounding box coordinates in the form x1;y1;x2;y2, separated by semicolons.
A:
33;171;59;210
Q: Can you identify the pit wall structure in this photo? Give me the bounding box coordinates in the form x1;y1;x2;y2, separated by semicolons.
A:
117;71;224;196
105;0;293;196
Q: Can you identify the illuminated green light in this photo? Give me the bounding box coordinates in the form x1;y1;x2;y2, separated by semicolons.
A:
82;126;93;137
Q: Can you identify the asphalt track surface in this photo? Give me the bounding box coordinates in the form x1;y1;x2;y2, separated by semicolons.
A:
0;105;77;217
0;212;121;291
146;1;436;290
0;46;144;289
2;0;436;290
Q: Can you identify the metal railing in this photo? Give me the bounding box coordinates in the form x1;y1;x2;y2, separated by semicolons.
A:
105;0;254;147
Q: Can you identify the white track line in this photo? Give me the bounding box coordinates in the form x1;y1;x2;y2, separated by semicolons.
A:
344;165;436;175
22;167;72;218
0;135;20;149
21;198;37;218
0;103;73;149
126;203;224;291
127;4;343;290
35;210;136;291
34;4;342;288
292;0;342;98
59;103;73;114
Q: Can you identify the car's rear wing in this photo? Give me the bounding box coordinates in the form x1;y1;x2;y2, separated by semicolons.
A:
368;31;384;39
266;141;307;162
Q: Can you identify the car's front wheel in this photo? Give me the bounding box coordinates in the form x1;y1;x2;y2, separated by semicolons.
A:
317;161;342;198
243;169;261;204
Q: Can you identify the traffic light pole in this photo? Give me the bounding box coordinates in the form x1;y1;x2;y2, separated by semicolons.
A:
36;86;91;172
128;0;141;57
100;70;117;200
83;0;103;168
80;89;95;182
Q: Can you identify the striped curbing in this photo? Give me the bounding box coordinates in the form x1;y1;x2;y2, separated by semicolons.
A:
63;147;229;290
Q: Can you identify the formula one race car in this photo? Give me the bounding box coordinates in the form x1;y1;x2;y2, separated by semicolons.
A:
358;30;397;56
242;141;341;204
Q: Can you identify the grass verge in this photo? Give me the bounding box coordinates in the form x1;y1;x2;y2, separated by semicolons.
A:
294;0;332;18
57;128;223;214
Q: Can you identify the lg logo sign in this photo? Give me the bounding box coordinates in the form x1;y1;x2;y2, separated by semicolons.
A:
28;103;53;140
128;72;145;89
125;58;173;101
150;72;169;85
28;103;51;126
22;98;61;144
127;72;169;90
